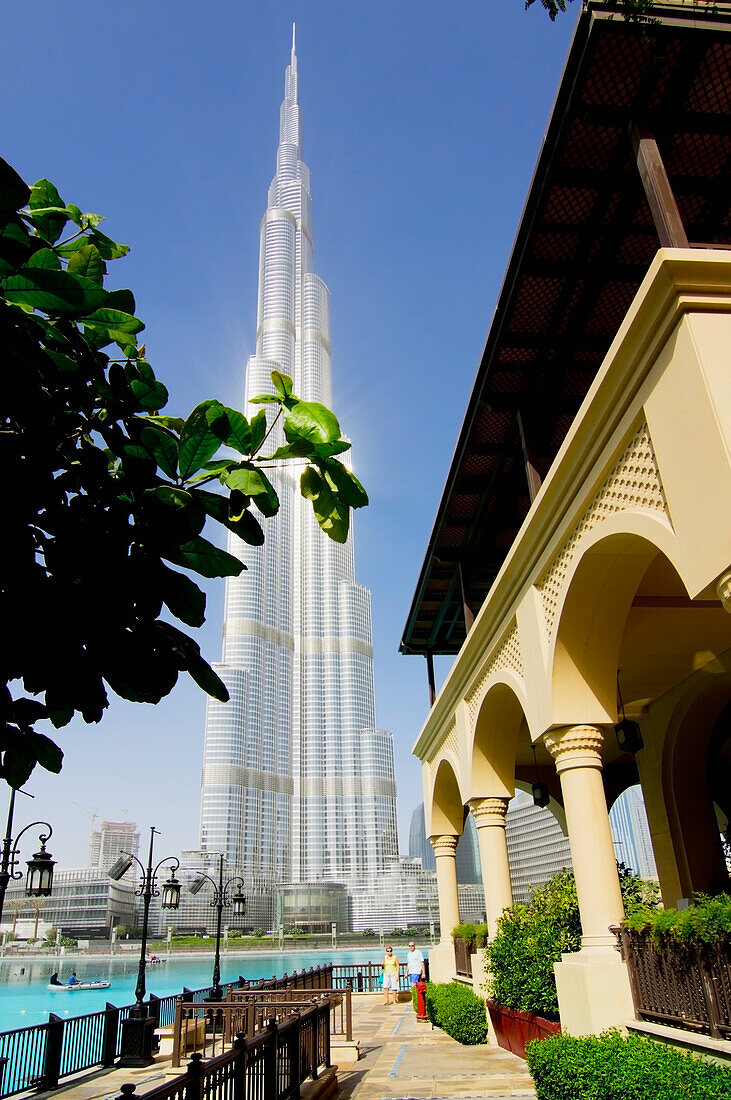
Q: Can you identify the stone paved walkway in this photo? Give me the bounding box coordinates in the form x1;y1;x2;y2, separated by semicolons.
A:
337;997;536;1100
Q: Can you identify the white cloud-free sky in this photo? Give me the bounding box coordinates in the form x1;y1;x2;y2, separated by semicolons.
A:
3;1;576;865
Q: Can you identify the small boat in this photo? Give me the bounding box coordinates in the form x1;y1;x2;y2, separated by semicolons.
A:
46;980;112;992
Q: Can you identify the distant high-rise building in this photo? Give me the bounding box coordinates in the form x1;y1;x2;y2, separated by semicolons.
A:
88;821;140;871
198;30;398;896
408;803;482;883
505;795;573;902
610;785;658;879
409;796;573;906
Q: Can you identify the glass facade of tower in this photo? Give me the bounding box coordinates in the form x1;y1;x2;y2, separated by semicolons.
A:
199;35;397;897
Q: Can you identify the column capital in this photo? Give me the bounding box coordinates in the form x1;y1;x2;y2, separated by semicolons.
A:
468;797;509;827
429;834;458;858
544;725;606;774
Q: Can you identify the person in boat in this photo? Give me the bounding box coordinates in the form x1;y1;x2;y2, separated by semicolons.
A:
68;972;78;986
50;972;62;986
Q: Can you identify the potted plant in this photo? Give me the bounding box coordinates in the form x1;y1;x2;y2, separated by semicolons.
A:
484;866;656;1059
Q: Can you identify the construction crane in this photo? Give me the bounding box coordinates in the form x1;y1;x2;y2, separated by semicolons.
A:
73;802;99;864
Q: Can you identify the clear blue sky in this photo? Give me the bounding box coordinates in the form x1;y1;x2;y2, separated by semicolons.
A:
3;1;576;865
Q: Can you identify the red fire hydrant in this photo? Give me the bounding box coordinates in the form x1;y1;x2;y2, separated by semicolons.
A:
415;978;428;1021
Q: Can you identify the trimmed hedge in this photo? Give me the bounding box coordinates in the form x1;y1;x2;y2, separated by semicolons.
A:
526;1030;731;1100
422;981;487;1045
451;922;489;949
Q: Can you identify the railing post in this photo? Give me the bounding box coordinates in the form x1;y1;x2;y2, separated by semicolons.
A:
264;1020;278;1100
103;1002;120;1067
0;1057;7;1096
40;1013;64;1091
232;1034;247;1100
117;1083;137;1100
356;970;363;993
148;993;161;1028
187;1051;204;1100
699;949;723;1040
345;984;352;1042
323;1002;331;1069
172;997;183;1067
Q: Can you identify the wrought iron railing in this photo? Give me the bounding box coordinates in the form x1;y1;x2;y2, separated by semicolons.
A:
117;1001;331;1100
612;925;731;1040
453;936;474;978
170;989;351;1066
0;974;255;1098
331;961;408;992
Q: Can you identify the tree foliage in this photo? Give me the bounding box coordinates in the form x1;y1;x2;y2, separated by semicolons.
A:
0;158;368;791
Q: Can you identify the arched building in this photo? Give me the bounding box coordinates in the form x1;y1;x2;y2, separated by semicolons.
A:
401;1;731;1038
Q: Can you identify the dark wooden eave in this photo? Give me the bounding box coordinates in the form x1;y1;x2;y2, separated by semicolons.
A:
400;0;731;658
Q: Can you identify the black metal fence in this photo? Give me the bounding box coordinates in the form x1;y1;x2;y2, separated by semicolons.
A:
0;960;396;1097
612;925;731;1040
0;976;250;1098
117;1001;331;1100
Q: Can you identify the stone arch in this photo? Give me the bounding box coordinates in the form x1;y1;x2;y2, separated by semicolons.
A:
428;756;465;838
662;679;731;898
469;673;528;801
548;514;686;727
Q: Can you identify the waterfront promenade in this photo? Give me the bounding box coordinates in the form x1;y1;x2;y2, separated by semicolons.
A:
32;996;536;1100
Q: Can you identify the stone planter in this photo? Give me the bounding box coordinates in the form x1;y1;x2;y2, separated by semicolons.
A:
486;1000;560;1060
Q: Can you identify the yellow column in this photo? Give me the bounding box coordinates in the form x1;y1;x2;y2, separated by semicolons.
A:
544;725;624;949
430;834;460;944
469;797;513;938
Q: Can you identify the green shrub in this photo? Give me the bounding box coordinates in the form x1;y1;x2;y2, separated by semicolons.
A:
423;981;487;1045
452;922;489;949
624;893;731;949
485;867;659;1020
526;1029;731;1100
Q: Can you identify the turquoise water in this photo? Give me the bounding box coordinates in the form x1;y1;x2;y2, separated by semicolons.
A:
0;949;389;1033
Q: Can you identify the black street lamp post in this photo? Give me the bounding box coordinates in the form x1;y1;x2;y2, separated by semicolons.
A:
0;787;56;925
190;854;246;1000
109;826;180;1066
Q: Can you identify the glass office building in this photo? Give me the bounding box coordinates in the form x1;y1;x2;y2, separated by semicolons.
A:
199;32;397;902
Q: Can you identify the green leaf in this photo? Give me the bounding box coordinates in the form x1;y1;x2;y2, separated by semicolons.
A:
187;653;229;702
2;268;107;315
2;747;35;790
249;393;281;404
178;401;224;479
81;307;144;335
90;228;129;259
284;399;341;446
29;179;67;243
224;464;279;517
300;466;350;543
0;157;30;218
317;458;369;508
250;409;267;452
28;732;63;774
26;247;61;270
105;288;135;314
186;458;235;484
209;406;251;453
300;465;323;501
163;535;245;578
267;439;315;460
139;423;179;479
145;414;184;433
195;488;266;545
67;243;104;285
129;375;168;412
66;203;83;226
271;371;293;398
160;565;206;628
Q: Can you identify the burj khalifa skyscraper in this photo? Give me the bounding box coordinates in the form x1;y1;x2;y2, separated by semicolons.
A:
198;30;398;897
